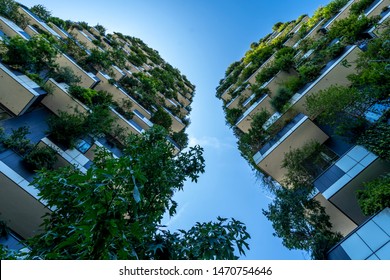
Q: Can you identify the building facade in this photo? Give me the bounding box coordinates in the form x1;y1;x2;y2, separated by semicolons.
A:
217;0;390;258
0;3;195;249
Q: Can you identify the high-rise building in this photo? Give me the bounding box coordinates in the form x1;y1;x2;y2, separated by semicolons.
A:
217;0;390;259
0;3;195;250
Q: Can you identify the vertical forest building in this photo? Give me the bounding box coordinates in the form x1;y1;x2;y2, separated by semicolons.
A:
217;0;390;259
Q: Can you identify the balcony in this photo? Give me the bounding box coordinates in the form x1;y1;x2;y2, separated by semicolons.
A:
293;19;325;47
0;16;30;40
368;6;390;37
109;107;145;141
0;160;48;239
244;53;277;85
132;109;154;131
95;72;152;118
55;53;100;88
314;145;390;225
17;6;61;40
264;45;361;130
283;17;309;48
253;113;329;183
226;84;251;110
236;94;274;133
39;137;90;173
110;65;126;80
364;0;390;18
41;79;90;116
69;28;100;51
176;92;191;107
49;23;71;39
322;0;358;31
163;107;186;133
0;63;47;116
220;84;234;101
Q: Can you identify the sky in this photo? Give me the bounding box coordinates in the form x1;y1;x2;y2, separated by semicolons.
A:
18;0;331;259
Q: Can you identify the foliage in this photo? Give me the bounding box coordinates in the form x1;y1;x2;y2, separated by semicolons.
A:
68;86;113;107
30;4;51;21
0;0;28;27
2;35;58;72
22;127;246;260
151;107;173;131
153;217;250;260
84;48;111;71
171;130;189;149
328;15;376;44
357;174;390;216
84;105;114;138
282;141;323;188
2;36;32;69
225;108;243;127
28;35;58;72
350;0;375;15
357;119;390;160
270;87;294;112
23;145;57;171
47;111;85;148
2;126;33;156
237;110;270;164
263;186;342;259
51;66;81;86
297;62;322;83
94;24;106;36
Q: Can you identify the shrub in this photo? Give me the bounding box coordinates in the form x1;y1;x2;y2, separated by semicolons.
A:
225;108;243;127
357;174;390;215
350;0;376;15
270;88;294;112
2;126;33;156
151;107;172;131
47;112;85;148
23;145;57;170
51;66;81;85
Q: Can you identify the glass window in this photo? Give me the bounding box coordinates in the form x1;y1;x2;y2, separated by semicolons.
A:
341;233;372;260
357;220;389;252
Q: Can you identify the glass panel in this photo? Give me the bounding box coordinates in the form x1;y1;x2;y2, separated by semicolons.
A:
341;233;372;260
357;220;389;251
375;242;390;260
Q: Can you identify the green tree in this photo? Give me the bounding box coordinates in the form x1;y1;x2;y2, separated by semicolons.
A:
2;36;32;69
357;174;390;216
151;107;172;131
0;0;28;27
24;127;249;260
30;4;51;21
263;187;342;259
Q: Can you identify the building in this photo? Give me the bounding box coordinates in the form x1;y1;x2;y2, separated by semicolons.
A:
0;3;195;249
217;0;390;258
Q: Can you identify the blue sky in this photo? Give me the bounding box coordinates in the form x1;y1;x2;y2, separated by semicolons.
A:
19;0;331;259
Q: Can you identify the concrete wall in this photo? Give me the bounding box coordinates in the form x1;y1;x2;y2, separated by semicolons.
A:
55;53;98;88
0;162;48;239
258;117;329;184
0;65;40;116
315;193;358;236
41;79;89;116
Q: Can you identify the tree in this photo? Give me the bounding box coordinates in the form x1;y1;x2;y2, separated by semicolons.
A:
151;107;172;131
0;0;28;27
263;187;342;259
30;4;51;21
357;174;390;216
24;127;250;259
